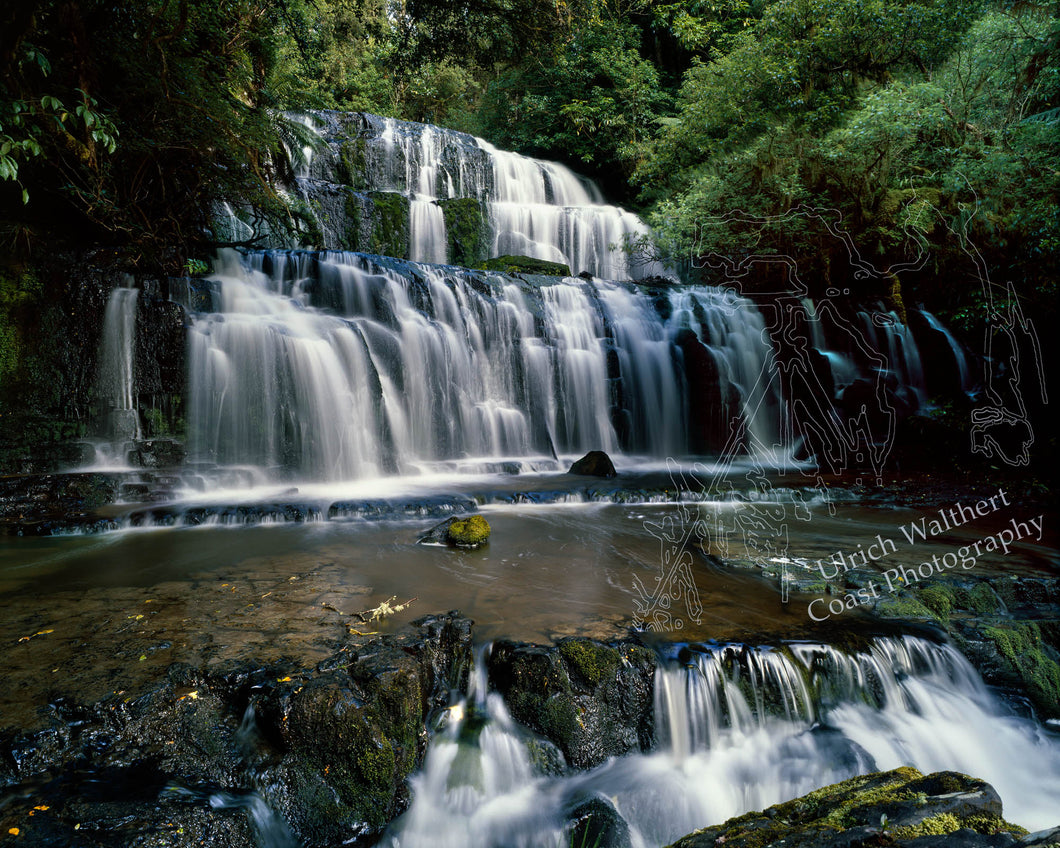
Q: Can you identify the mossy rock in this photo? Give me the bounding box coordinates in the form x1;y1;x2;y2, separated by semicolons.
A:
875;590;939;622
559;639;621;687
964;582;1002;615
345;190;410;259
918;585;954;622
983;622;1060;719
338;138;369;189
440;198;489;267
479;255;571;276
447;514;491;548
666;768;1026;848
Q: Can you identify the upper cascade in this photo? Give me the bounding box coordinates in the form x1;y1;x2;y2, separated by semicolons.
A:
281;112;665;280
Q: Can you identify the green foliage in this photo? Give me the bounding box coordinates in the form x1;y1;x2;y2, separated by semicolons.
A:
642;0;1057;309
480;17;669;195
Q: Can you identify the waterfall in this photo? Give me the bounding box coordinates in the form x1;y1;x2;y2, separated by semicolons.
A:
99;285;141;443
921;309;974;394
383;636;1060;847
185;250;783;481
299;113;664;279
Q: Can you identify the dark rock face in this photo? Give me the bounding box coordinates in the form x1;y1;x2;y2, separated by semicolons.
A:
566;795;633;848
487;638;656;770
0;473;121;534
130;438;186;468
0;613;473;848
568;450;617;478
665;768;1032;848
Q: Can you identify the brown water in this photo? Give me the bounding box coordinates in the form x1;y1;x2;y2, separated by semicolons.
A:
1;477;1055;730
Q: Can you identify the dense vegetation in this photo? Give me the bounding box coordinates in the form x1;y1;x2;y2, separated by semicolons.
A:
2;0;1056;281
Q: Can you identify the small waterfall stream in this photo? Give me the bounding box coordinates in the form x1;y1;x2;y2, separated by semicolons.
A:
384;637;1060;847
89;284;142;468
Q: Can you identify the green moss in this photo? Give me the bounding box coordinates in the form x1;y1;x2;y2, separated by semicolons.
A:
966;582;1000;615
357;738;397;789
338;138;368;189
440;198;488;267
984;623;1060;719
963;814;1027;837
876;592;938;622
918;585;954;622
892;812;1027;840
478;255;571;276
0;267;42;386
346;190;410;258
559;640;620;687
891;812;962;838
447;514;491;547
541;693;581;741
771;766;924;830
888;273;907;324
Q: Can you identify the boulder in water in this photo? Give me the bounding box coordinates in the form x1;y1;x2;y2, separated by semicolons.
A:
418;514;491;549
665;767;1025;848
565;795;632;848
569;450;616;478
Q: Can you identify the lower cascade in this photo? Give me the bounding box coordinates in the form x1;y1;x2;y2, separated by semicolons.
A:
178;249;967;484
383;636;1060;847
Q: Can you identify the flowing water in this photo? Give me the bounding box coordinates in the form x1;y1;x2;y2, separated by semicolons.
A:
308;114;661;279
5;117;1049;847
178;249;965;486
383;637;1060;847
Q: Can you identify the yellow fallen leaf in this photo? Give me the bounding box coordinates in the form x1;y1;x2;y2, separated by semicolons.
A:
33;805;49;811
8;827;19;835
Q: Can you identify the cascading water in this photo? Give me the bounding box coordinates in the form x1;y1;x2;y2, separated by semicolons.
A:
96;285;141;461
384;636;1060;847
299;113;663;279
185;250;782;481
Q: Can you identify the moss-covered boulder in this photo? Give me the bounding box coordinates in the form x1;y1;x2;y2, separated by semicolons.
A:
488;638;655;770
980;622;1060;721
447;514;491;547
418;514;491;549
479;255;571;276
440;198;489;267
666;768;1029;848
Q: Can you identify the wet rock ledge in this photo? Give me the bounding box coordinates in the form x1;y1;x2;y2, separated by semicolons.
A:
0;613;472;848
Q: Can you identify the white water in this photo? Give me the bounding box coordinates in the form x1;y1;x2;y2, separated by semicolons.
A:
94;285;142;465
186;251;783;481
100;286;139;416
922;309;974;394
339;116;662;279
384;636;1060;847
